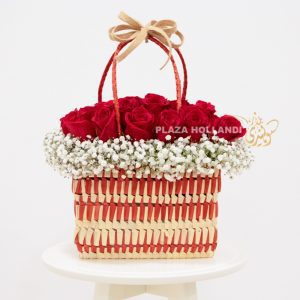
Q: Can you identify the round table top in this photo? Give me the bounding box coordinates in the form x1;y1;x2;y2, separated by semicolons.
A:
42;241;246;285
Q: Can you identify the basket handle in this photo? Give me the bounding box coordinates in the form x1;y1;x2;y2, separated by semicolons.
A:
98;37;188;135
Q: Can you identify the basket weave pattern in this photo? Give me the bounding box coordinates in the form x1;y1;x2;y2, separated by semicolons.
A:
73;170;221;258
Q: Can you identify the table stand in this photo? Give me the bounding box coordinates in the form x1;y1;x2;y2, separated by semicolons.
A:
42;242;245;300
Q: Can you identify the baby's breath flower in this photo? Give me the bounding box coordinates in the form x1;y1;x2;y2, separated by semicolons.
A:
44;130;254;181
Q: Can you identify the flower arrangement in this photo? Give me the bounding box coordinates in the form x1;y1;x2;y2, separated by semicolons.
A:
43;12;255;260
44;93;253;181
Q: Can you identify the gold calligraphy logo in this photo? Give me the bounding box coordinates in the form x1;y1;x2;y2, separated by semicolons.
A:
237;113;279;147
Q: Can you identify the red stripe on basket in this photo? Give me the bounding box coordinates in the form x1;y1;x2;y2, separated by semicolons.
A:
121;230;126;253
176;232;183;253
107;235;112;253
93;176;99;194
218;174;221;192
155;180;160;195
163;243;169;253
203;202;209;219
161;203;166;220
209;201;215;219
156;242;162;253
198;231;204;252
102;201;109;221
161;178;167;195
189;177;195;194
147;177;153;195
147;199;154;221
87;203;93;221
109;202;117;222
204;231;210;252
175;179;182;194
196;201;201;220
76;180;82;194
190;232;197;253
116;200;123;221
139;177;145;195
101;177;107;193
109;175;115;194
150;234;155;253
188;201;195;221
124;199;129;222
215;202;219;217
93;202;100;221
154;202;161;221
211;243;217;251
139;201;145;222
204;177;210;194
90;233;94;248
211;177;217;194
132;176;138;195
143;232;149;252
136;231;141;253
129;234;134;253
170;235;176;253
74;232;79;244
184;235;189;253
168;181;174;195
116;176;122;194
181;199;187;221
213;228;218;244
132;200;137;222
182;177;188;194
124;177;129;194
175;203;180;221
79;204;85;220
168;203;173;221
85;178;92;194
197;176;202;195
86;195;92;204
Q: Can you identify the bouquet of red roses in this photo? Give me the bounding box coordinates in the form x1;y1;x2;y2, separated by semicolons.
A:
60;94;246;143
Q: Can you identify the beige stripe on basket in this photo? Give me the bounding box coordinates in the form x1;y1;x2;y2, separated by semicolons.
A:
75;226;216;247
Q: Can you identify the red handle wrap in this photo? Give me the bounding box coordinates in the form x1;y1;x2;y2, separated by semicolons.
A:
97;37;188;136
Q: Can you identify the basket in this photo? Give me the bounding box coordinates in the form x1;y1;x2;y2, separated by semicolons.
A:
63;22;224;257
73;170;220;258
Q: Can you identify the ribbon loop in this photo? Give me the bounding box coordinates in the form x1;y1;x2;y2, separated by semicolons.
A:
109;11;184;69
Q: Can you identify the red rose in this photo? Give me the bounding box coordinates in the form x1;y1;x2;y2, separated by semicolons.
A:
124;106;154;140
143;93;169;114
214;115;246;142
156;109;181;142
180;105;210;142
119;96;142;128
196;100;216;117
92;102;118;142
60;107;96;140
78;105;96;119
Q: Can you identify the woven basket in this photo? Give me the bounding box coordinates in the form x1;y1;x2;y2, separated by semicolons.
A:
71;37;221;258
73;170;221;259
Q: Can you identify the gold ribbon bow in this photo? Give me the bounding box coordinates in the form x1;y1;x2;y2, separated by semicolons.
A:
109;11;184;69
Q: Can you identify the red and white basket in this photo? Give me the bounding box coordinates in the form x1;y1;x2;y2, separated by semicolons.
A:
72;36;221;259
73;170;220;259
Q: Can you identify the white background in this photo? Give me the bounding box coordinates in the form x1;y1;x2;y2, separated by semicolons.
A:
1;0;300;299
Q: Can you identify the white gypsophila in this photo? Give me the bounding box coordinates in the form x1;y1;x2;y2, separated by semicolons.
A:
43;130;254;181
